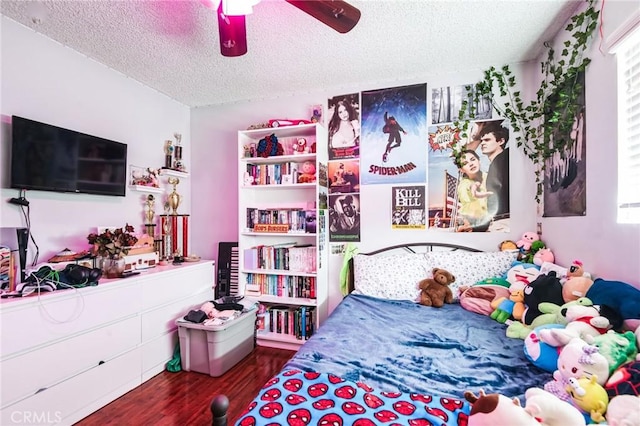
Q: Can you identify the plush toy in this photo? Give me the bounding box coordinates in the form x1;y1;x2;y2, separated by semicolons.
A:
544;337;610;402
459;277;511;316
533;248;555;266
506;298;592;340
418;268;455;308
522;271;565;326
524;324;566;372
562;276;640;330
256;134;284;158
566;375;609;424
293;137;307;154
605;395;640;426
605;360;640;398
490;281;526;323
523;387;586;426
585;331;638;374
297;161;316;183
516;232;540;251
464;389;539;426
539;303;611;347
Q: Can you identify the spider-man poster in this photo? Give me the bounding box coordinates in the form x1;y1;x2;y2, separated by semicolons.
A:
360;84;427;185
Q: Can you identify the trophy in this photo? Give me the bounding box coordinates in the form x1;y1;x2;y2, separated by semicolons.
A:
167;177;182;215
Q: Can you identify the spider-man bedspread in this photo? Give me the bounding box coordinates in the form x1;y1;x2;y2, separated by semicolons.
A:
235;369;469;426
236;293;550;425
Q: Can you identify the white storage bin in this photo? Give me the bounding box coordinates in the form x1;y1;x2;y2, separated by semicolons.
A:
176;310;256;377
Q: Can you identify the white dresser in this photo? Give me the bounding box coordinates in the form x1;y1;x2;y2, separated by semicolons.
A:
0;260;215;425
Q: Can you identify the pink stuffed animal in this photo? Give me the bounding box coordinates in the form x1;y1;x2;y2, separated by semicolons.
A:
517;232;540;251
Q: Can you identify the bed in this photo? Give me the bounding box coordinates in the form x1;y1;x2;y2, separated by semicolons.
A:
210;243;552;426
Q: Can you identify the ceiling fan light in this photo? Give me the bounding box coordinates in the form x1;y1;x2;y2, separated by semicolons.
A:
221;0;260;16
217;5;248;57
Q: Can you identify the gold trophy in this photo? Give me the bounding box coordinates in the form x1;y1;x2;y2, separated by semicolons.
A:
167;177;182;215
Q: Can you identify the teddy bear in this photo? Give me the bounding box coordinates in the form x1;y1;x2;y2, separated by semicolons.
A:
418;267;455;308
297;160;316;183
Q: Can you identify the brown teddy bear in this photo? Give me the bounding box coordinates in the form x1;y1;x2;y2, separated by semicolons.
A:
418;267;456;308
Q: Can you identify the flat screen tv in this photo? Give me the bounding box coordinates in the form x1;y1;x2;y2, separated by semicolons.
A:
10;115;128;196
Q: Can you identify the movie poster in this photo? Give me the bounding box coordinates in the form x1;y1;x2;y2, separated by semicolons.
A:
360;84;427;185
391;186;426;229
427;120;511;232
328;159;360;194
543;72;587;217
329;193;360;242
327;93;360;160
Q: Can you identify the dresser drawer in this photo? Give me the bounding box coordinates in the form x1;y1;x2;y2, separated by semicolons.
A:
1;281;142;357
1;315;141;408
140;287;213;342
141;262;214;310
1;347;141;426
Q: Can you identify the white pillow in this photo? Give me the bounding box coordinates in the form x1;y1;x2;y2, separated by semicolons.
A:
424;251;518;300
353;253;427;301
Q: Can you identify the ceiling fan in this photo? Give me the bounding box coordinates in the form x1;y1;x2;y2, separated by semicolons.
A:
202;0;361;57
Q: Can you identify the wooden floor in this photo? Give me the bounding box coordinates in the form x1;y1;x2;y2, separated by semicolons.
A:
75;345;295;426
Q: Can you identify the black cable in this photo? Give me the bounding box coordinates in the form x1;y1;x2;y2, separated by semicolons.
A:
18;200;39;266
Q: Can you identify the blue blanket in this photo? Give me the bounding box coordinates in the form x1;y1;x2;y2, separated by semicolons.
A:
286;293;550;400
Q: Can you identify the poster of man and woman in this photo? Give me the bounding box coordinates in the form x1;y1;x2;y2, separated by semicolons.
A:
325;83;512;238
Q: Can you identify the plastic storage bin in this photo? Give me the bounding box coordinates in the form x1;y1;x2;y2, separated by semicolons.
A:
176;309;256;377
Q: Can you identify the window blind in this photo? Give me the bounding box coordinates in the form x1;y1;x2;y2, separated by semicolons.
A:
618;27;640;223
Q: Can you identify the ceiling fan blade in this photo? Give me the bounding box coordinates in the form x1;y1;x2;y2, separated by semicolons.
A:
285;0;361;34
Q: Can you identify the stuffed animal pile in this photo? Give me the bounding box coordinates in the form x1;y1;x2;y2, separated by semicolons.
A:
457;239;640;425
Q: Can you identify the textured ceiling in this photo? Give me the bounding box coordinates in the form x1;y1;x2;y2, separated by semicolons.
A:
1;0;580;108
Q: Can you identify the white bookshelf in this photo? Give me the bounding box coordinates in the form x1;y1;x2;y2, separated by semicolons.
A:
237;123;328;350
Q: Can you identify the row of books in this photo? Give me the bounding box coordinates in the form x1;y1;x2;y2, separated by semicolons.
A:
246;273;316;299
244;162;306;186
246;208;315;233
243;245;317;273
256;304;316;340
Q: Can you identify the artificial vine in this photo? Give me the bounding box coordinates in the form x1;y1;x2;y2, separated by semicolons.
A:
453;0;599;203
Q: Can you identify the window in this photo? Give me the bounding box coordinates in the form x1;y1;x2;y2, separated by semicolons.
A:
617;26;640;224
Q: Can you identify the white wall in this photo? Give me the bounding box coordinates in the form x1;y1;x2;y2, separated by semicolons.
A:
1;18;191;266
541;0;640;286
190;70;539;313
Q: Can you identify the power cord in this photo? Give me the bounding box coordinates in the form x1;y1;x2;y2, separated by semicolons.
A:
27;269;86;324
10;190;39;266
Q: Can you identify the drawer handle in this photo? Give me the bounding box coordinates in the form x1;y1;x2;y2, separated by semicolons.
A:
98;361;105;365
36;388;47;394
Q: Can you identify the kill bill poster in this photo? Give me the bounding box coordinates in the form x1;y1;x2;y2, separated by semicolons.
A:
391;186;426;229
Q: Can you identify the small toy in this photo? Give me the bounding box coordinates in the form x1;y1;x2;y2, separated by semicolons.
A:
523;387;586;426
516;231;540;251
508;297;593;340
521;271;564;326
524;324;565;372
533;248;555;266
297;161;316;184
256;134;284;158
490;281;526;323
293;138;307;154
544;337;610;402
418;268;455;308
464;389;539;426
269;119;312;128
605;360;640;398
539;303;610;347
605;394;640;426
566;375;609;424
585;330;638;375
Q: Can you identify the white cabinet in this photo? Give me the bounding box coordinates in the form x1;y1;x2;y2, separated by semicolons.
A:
0;261;214;425
237;124;329;351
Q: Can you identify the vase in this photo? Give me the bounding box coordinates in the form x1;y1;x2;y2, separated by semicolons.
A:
103;257;126;279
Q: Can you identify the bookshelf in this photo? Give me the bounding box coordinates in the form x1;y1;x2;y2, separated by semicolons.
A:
237;123;329;351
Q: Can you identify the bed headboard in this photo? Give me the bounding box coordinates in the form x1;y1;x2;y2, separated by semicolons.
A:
346;242;483;294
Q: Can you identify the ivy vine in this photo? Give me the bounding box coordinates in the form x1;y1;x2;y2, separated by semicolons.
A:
453;0;599;203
